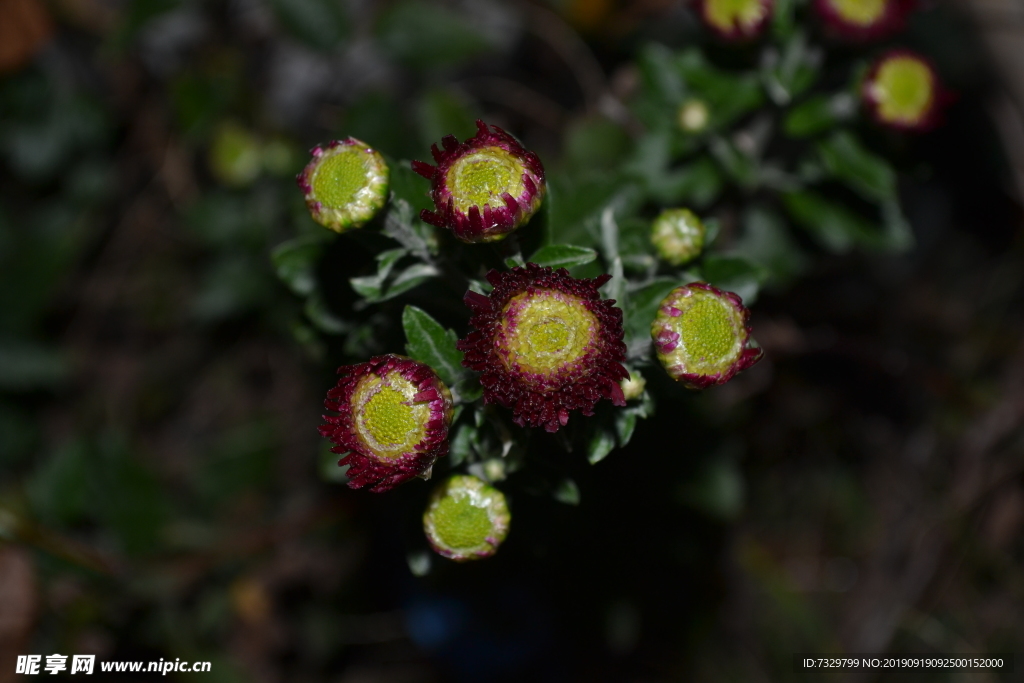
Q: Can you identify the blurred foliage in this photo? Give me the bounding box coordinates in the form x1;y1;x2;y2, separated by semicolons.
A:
0;0;1023;681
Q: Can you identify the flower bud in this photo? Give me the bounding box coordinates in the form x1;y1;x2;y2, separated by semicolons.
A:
815;0;912;41
413;120;546;243
651;208;706;266
862;50;943;131
696;0;774;40
619;368;647;401
319;355;453;493
297;138;389;233
678;99;710;133
651;283;763;389
423;475;510;561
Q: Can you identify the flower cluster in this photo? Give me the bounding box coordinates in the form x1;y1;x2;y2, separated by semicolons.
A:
412;120;546;243
457;264;628;432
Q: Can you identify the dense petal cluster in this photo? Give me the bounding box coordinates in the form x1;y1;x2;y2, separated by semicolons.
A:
651;283;763;389
423;475;511;562
412;120;546;243
457;264;628;432
297;138;389;233
696;0;774;40
862;50;943;131
319;355;453;493
815;0;912;40
651;208;706;266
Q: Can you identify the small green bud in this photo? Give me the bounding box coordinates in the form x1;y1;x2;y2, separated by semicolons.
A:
651;208;706;266
619;368;646;401
423;475;510;562
678;99;710;133
297;138;390;233
209;121;263;187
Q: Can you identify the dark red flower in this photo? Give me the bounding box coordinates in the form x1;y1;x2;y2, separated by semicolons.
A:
814;0;913;41
412;120;546;243
862;50;946;131
457;264;628;432
319;354;453;493
695;0;773;40
651;282;763;389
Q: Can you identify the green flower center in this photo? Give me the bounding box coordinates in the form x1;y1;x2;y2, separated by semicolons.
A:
352;374;429;458
312;146;373;209
446;146;527;214
871;57;933;125
431;494;492;551
680;296;739;365
499;289;597;379
705;0;768;32
831;0;886;25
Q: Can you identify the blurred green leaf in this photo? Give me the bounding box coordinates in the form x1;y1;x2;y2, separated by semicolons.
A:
615;410;638;447
701;255;769;304
761;32;821;106
0;340;68;391
528;244;598;269
449;424;474;468
269;0;349;50
271;235;327;297
402;305;465;388
624;278;679;349
677;50;764;129
564;116;631;171
26;439;90;526
553;478;580;506
416;88;479;151
782;191;880;252
784;94;855;138
303;293;349;334
377;1;495;69
92;433;169;555
731;207;807;286
816;130;897;203
192;255;272;321
588;426;616;465
678;456;744;520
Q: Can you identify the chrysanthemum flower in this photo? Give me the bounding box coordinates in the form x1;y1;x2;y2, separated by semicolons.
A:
696;0;773;40
297;137;389;233
651;208;707;266
412;120;546;243
651;283;763;389
423;475;510;562
319;355;453;493
814;0;912;40
862;50;943;131
457;264;628;432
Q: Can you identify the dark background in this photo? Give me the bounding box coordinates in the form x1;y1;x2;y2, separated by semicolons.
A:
1;0;1023;681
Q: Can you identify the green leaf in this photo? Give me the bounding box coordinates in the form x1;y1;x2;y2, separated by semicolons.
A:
381;263;439;300
816;130;897;203
677;50;764;129
528;244;598;269
588;426;616;464
731;207;807;286
402;305;465;387
784;94;854;138
647;157;723;207
449;424;474;468
761;32;821;106
416;88;479;150
268;0;349;51
303;293;349;334
615;410;638;447
782;191;881;252
700;255;769;305
348;275;382;300
271;235;326;297
624;278;680;350
382;199;434;261
376;0;495;69
553;478;580;505
0;340;68;391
